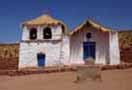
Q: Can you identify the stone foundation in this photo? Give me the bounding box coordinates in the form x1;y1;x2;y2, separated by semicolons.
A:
120;47;132;63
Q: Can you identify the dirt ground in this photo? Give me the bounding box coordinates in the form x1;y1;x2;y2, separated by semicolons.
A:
0;68;132;90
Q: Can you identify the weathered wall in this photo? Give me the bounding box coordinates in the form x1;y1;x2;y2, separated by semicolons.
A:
19;24;70;68
0;44;19;70
19;36;70;68
19;41;62;68
70;25;110;65
120;48;132;63
61;36;70;65
109;32;120;65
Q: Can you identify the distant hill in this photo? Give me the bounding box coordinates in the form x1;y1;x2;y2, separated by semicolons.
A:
0;43;19;70
0;43;19;58
118;31;132;49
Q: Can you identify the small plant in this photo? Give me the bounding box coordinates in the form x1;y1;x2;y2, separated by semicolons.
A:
84;57;95;65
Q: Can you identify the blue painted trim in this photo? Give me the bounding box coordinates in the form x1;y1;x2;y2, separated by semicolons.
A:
83;42;96;60
37;53;45;67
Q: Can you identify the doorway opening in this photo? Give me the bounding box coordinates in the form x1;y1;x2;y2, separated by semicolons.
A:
83;42;96;61
37;53;45;67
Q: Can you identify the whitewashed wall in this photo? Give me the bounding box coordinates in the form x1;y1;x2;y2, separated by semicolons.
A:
109;32;120;65
19;42;61;68
61;36;70;65
70;26;110;65
22;26;29;41
21;25;62;41
19;25;70;68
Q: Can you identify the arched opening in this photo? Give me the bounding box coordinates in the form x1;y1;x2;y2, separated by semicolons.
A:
86;33;92;39
83;42;96;61
43;27;52;39
61;24;65;33
37;53;45;67
29;28;37;40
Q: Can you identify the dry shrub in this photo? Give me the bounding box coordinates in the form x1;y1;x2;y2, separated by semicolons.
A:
84;57;95;65
119;31;132;49
75;65;102;83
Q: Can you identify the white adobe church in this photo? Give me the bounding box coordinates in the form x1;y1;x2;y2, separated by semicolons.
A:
19;14;120;68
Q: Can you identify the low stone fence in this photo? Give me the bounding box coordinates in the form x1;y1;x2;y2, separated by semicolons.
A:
0;63;132;76
0;43;19;70
0;57;18;70
0;66;75;76
101;63;132;70
120;48;132;63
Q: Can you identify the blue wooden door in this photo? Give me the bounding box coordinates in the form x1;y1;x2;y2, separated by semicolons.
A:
83;42;96;60
37;54;45;67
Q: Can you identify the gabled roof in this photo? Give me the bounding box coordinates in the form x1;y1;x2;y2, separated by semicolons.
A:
70;19;114;35
22;14;65;26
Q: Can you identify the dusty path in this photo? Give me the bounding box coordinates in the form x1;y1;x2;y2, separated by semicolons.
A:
0;68;132;90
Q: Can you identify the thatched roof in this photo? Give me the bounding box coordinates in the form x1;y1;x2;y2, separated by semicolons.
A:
22;14;66;27
70;19;114;35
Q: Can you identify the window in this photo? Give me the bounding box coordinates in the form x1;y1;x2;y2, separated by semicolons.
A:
43;27;52;39
30;28;37;40
86;33;92;39
61;25;65;33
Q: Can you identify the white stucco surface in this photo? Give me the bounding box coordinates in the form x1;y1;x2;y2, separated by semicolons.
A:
109;32;120;65
61;36;70;65
19;42;61;68
21;25;63;41
19;19;120;68
70;26;110;65
19;25;70;68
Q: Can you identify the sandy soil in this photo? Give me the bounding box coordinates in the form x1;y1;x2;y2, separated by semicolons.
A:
0;69;132;90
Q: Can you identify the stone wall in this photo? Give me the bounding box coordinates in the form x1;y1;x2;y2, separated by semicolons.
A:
22;25;63;41
118;31;132;63
0;44;19;70
120;47;132;63
0;30;131;70
70;25;110;65
19;41;63;68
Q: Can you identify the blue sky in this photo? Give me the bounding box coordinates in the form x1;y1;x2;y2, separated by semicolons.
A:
0;0;132;43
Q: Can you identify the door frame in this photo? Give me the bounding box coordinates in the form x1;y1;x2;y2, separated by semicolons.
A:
83;41;96;60
37;53;45;67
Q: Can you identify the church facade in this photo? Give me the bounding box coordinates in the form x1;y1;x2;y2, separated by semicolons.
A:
19;14;120;68
19;15;70;68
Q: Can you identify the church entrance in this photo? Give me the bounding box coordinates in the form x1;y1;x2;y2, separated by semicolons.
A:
83;42;96;60
37;53;45;67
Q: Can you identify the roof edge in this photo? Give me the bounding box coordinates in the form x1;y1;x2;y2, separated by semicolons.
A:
70;19;116;35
